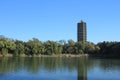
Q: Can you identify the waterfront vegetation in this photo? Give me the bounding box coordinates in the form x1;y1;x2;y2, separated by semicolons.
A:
0;35;120;58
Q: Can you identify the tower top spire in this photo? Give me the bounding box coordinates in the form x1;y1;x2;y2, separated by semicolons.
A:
79;20;85;23
80;20;83;23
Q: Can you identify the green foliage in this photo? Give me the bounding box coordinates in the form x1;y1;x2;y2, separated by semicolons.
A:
44;41;62;55
97;41;120;57
25;38;42;55
0;35;120;57
14;42;24;56
84;42;96;54
0;37;16;56
0;41;5;48
2;48;8;56
75;42;85;54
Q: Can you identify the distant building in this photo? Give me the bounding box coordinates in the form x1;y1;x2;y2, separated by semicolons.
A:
77;20;87;42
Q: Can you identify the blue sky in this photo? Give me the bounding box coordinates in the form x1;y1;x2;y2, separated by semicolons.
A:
0;0;120;43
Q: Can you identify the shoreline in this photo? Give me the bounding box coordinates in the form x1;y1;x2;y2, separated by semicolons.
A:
38;54;89;57
0;54;89;58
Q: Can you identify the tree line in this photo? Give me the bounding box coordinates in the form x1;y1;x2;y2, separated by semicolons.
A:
97;41;120;58
0;36;120;57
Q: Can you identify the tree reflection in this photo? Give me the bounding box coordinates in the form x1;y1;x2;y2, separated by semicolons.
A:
0;57;120;80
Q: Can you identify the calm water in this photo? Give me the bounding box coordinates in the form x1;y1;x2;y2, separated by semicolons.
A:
0;57;120;80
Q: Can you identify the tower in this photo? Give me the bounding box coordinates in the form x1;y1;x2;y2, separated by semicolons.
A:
77;20;87;42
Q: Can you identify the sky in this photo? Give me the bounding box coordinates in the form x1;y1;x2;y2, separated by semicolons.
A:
0;0;120;43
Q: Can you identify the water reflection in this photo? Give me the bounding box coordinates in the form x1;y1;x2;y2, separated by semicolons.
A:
0;57;120;80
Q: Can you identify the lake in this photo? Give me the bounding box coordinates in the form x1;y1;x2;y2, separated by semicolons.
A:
0;57;120;80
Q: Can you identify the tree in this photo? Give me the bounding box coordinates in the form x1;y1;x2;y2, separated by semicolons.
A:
84;42;95;54
75;42;85;54
0;37;16;56
14;40;25;56
66;40;75;54
25;38;42;56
